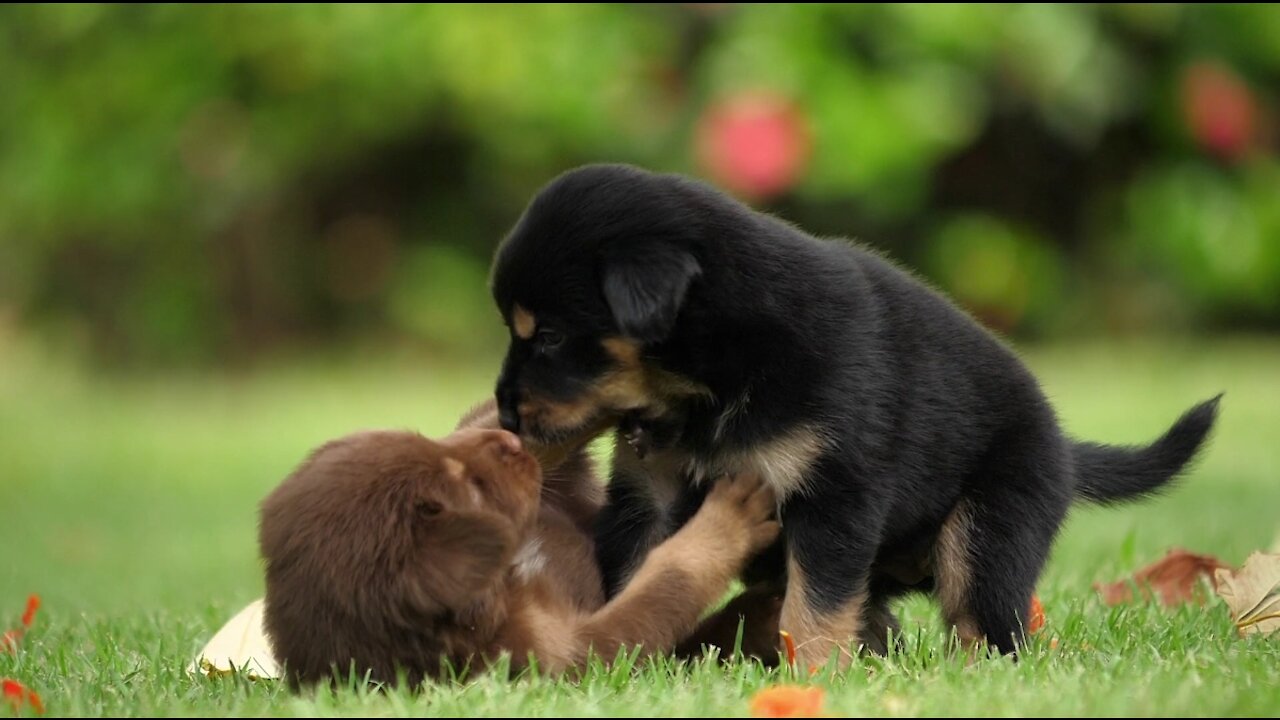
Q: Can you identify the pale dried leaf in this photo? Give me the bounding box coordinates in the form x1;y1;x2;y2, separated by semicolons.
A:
1214;552;1280;637
189;598;279;680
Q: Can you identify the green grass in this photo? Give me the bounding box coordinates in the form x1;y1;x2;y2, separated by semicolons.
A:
2;334;1279;717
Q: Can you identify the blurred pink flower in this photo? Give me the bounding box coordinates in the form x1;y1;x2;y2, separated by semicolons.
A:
1180;61;1258;162
695;91;811;200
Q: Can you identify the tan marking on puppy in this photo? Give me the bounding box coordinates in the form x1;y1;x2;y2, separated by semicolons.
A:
512;304;536;340
602;337;712;407
778;552;865;669
685;425;832;501
601;336;641;366
934;500;984;650
520;338;708;443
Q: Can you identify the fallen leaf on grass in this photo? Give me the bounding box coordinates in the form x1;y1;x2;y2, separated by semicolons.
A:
750;685;827;718
1094;548;1229;606
188;599;279;680
0;596;40;653
1213;552;1280;637
1028;595;1046;634
1;679;43;715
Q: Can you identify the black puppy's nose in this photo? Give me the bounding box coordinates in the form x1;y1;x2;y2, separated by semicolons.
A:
498;403;520;434
496;384;521;434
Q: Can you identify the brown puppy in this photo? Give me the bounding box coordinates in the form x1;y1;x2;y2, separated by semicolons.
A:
258;402;779;688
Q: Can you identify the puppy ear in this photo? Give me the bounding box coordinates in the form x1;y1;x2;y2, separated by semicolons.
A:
601;241;701;344
408;509;517;613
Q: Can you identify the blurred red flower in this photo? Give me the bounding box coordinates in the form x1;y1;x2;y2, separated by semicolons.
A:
2;679;44;715
695;91;811;200
1180;61;1258;162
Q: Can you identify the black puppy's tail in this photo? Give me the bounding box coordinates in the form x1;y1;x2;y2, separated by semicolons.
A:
1071;394;1223;505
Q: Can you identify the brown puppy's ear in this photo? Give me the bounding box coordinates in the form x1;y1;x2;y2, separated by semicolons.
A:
601;241;701;344
408;508;518;613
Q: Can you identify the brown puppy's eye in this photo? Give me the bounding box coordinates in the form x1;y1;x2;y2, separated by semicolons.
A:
416;499;443;517
535;328;564;351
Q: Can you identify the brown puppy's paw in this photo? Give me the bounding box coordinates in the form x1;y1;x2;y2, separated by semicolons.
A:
700;472;781;555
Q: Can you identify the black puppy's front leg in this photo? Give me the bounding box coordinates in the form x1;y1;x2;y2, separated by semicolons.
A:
778;465;884;669
596;420;696;598
595;469;667;598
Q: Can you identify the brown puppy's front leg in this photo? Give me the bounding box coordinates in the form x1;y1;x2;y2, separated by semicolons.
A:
566;473;779;669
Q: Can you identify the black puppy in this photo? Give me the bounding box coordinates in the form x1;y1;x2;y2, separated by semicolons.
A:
488;163;1221;666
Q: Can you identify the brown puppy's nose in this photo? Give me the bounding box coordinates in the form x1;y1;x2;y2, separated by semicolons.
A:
475;428;523;459
492;429;523;456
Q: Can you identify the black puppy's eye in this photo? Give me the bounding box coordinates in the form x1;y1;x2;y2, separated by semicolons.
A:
535;328;564;351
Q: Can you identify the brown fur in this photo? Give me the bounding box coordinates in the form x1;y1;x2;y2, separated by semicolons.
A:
778;553;866;668
258;400;779;688
934;501;983;649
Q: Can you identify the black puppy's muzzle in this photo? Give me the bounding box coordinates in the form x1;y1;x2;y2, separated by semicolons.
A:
496;384;521;434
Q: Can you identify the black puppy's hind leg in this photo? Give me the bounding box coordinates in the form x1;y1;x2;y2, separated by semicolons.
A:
934;426;1071;656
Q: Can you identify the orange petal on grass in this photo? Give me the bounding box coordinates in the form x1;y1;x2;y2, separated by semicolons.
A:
1028;594;1046;634
750;685;826;718
19;597;39;630
2;595;41;654
779;630;797;666
2;679;44;715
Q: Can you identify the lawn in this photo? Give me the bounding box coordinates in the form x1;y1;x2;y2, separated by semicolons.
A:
2;333;1278;717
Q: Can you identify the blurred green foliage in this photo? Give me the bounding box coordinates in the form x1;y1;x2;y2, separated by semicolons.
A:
2;4;1278;366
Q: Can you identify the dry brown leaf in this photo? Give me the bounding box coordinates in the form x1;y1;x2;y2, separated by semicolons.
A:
1094;548;1230;607
1213;552;1280;637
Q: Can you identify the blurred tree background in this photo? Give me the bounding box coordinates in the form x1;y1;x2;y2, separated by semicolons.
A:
2;3;1278;369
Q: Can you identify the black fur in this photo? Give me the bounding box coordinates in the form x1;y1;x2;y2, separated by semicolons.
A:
1072;394;1221;505
488;163;1222;656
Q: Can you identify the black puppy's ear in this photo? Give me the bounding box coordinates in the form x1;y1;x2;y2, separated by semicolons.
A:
601;242;701;344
